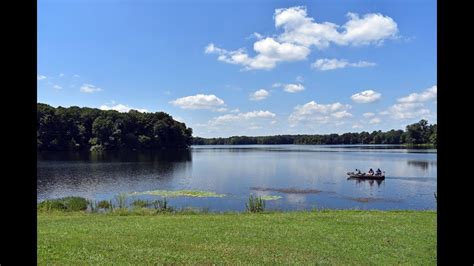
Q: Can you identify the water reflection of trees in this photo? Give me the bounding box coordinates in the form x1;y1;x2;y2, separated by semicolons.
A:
38;149;192;163
37;150;193;198
407;160;436;170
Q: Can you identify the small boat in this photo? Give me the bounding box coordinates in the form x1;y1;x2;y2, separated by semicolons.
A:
346;171;385;180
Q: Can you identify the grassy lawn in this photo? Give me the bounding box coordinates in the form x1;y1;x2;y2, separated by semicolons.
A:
38;210;436;264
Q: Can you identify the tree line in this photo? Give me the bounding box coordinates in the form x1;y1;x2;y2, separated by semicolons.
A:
192;120;437;147
37;103;193;151
37;102;436;151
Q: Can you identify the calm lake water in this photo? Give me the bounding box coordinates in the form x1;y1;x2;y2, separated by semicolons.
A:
37;145;437;211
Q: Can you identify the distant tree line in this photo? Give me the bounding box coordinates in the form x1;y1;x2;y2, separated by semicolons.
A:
37;103;193;151
193;120;437;147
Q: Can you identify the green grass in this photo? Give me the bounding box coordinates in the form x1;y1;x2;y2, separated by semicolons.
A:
38;210;436;264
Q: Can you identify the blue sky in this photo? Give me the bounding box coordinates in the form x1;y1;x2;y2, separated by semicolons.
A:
38;0;436;138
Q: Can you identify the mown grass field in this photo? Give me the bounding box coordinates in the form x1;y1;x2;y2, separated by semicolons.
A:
38;210;436;264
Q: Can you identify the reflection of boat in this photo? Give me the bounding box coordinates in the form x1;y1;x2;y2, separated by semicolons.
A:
346;172;385;180
350;178;384;187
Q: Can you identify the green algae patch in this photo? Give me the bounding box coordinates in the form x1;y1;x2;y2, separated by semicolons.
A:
259;195;282;201
128;190;226;198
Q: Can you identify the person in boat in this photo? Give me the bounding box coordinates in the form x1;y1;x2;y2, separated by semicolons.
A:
355;169;361;175
376;168;382;176
368;168;374;175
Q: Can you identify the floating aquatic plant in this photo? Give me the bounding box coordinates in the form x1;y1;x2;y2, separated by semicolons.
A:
259;195;282;201
128;190;226;198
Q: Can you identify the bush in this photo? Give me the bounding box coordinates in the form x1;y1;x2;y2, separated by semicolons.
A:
38;200;67;211
131;199;150;208
114;193;128;209
64;197;89;211
97;200;111;209
246;195;265;213
151;198;173;212
37;196;88;212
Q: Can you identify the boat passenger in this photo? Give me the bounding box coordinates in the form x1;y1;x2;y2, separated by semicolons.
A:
368;168;374;175
376;168;382;175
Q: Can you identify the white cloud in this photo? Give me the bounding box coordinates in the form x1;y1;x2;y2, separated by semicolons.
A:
276;7;399;48
397;85;437;103
296;75;304;82
332;111;353;119
247;32;264;40
73;74;80;78
351;61;377;68
363;112;375;118
206;7;397;71
284;83;305;93
383;85;437;120
170;94;225;110
204;43;227;54
311;58;376;71
100;104;148;113
80;84;102;93
216;107;228;112
369;117;381;124
272;82;305;93
272;83;282;88
289;101;352;126
205;38;310;70
387;102;431;120
312;59;347;71
341;12;399;45
352;124;363;129
230;108;240;113
209;110;276;126
53;85;62;90
350;90;381;103
37;75;46;80
254;37;310;61
239;110;276;119
250;89;270;101
59;73;65;77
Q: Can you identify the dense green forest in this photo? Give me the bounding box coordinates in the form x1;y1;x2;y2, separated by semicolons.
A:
37;103;193;151
37;103;436;151
192;120;437;147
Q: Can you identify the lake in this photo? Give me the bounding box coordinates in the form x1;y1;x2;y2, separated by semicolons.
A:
37;145;437;211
